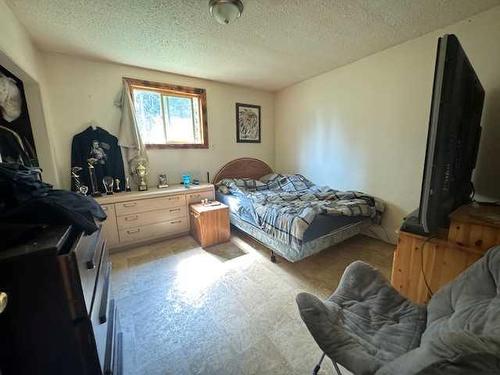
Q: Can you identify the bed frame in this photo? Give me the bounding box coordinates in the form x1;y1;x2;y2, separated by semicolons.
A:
213;158;370;263
213;157;273;184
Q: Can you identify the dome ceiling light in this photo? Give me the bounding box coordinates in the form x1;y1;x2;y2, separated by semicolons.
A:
209;0;244;25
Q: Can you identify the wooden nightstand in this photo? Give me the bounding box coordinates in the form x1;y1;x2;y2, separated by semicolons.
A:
190;202;230;248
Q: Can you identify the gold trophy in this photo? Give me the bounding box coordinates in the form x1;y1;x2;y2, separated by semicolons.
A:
133;158;148;191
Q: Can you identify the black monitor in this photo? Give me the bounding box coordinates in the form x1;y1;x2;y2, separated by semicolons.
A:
403;34;484;235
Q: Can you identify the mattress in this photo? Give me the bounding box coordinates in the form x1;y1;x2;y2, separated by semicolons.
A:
216;191;365;242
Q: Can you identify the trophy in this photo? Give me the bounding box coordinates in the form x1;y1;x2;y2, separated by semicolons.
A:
114;178;121;193
103;176;114;195
71;166;88;194
158;173;168;189
87;159;101;197
131;158;148;191
125;176;132;192
79;185;89;196
136;163;147;191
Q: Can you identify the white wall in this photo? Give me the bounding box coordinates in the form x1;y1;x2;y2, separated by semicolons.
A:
0;0;59;185
40;52;274;189
275;6;500;243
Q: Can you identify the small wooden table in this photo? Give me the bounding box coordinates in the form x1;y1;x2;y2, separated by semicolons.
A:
189;202;230;248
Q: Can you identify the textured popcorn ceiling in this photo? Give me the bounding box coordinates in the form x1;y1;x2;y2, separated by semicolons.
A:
7;0;500;91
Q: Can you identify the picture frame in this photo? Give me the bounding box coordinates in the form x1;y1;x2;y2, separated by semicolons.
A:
236;103;261;143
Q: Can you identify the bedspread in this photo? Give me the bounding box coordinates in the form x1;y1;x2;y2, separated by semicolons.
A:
218;174;384;248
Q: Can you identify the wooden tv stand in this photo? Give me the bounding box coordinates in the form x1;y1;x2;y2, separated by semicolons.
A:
391;203;500;304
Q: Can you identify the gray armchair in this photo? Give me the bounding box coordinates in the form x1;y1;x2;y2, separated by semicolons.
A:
296;246;500;375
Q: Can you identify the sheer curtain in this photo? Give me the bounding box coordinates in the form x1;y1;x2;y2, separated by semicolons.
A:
114;79;148;169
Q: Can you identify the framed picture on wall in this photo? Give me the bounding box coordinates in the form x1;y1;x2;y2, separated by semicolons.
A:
236;103;261;143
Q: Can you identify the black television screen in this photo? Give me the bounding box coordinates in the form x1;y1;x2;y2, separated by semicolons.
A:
418;34;485;234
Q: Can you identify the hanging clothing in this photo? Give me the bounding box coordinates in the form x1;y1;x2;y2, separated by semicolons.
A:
71;126;126;193
114;79;148;166
0;73;22;122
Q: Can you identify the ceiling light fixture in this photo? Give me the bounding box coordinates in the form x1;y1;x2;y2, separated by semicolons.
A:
209;0;244;25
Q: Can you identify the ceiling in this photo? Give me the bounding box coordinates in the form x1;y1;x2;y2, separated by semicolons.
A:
7;0;500;91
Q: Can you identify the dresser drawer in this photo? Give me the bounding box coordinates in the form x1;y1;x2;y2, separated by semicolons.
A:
116;206;187;230
115;194;186;216
74;228;105;313
187;189;215;204
119;217;189;243
101;204;119;247
91;256;111;370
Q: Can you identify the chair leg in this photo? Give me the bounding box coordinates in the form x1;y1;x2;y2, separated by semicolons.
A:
312;353;325;375
270;251;277;263
331;358;343;375
313;352;343;375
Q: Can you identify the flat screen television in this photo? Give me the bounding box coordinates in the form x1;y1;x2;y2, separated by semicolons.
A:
403;34;485;235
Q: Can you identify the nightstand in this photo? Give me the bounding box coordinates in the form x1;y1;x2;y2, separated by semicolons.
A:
189;202;230;248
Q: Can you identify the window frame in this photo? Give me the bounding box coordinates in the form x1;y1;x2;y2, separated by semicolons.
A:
124;77;209;149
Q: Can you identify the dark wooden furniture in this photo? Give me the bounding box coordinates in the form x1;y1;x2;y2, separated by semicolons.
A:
391;203;500;304
0;225;122;375
190;202;230;248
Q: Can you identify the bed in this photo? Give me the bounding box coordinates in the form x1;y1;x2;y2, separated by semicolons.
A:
213;158;380;262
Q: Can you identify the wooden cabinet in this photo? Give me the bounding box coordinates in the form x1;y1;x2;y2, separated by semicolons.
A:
190;202;230;248
0;225;122;375
391;203;500;304
96;184;214;250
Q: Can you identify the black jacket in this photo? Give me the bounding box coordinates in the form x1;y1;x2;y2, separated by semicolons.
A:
0;163;106;249
71;127;125;192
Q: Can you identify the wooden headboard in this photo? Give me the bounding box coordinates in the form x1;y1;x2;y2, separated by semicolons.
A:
213;158;273;184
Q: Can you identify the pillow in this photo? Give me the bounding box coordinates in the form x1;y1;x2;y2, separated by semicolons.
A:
278;174;314;192
259;173;282;183
217;185;230;194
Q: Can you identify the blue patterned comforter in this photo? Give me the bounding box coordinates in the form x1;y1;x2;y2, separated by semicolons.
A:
217;174;384;248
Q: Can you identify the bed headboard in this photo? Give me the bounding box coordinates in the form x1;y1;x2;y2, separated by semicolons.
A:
213;158;273;184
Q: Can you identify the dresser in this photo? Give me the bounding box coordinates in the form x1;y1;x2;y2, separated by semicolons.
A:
0;225;122;375
96;184;215;249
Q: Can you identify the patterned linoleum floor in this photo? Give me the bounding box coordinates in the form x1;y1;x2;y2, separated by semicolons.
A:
110;231;394;375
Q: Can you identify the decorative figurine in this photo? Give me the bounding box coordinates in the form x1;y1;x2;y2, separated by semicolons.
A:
125;176;132;192
114;178;121;193
87;159;101;197
182;174;191;188
158;173;168;189
103;176;114;195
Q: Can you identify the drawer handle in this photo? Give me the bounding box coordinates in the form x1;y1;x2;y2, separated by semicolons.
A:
0;292;8;314
126;228;141;234
123;202;137;208
170;220;182;224
125;215;139;221
169;208;181;212
99;262;111;324
168;197;179;201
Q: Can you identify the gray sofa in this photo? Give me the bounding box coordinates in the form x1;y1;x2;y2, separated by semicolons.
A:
296;246;500;374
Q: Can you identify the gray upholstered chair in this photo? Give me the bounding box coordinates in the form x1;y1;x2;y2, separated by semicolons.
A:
296;246;500;375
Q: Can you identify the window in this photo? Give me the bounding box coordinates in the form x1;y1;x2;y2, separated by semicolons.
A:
125;78;208;148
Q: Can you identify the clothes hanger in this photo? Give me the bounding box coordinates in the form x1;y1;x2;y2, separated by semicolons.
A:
89;121;98;130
